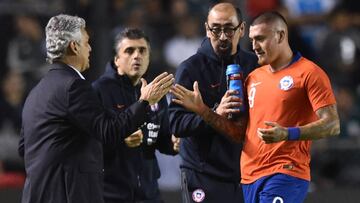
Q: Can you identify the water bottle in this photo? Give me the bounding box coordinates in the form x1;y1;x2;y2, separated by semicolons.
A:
226;64;245;112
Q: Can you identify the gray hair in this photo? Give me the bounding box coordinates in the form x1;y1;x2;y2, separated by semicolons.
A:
45;14;85;63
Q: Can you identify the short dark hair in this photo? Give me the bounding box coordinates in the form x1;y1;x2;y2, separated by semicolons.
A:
113;28;150;55
251;11;288;27
207;3;243;23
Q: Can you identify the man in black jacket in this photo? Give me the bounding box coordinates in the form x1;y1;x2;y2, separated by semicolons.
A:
168;3;258;203
92;28;179;203
19;15;173;203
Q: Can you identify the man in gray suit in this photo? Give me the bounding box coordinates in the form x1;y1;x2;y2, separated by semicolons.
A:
18;14;174;203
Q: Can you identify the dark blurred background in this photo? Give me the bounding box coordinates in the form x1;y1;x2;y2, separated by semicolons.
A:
0;0;359;202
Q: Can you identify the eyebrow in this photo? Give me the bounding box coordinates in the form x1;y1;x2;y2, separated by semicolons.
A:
123;46;148;53
124;45;147;49
209;22;235;27
250;34;266;40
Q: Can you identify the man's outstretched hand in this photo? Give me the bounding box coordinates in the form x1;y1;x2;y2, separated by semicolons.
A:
140;72;174;105
170;81;207;115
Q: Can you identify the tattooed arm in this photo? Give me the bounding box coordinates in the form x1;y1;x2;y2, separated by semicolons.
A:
170;82;246;143
300;104;340;139
258;104;340;143
198;107;247;143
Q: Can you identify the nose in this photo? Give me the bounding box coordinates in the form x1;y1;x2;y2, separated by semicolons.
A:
133;49;141;58
252;40;259;51
88;44;92;52
219;31;227;40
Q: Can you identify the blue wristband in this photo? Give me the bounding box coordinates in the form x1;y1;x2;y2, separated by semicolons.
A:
288;127;300;140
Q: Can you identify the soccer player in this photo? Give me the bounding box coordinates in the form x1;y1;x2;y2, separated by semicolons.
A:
171;11;340;203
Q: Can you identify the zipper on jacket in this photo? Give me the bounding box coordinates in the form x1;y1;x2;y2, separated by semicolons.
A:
137;175;141;187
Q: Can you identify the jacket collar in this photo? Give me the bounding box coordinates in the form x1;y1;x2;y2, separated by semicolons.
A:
103;61;137;88
50;62;85;79
197;37;243;63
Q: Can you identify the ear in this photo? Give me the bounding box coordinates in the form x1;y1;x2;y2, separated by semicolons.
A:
239;22;246;38
205;22;211;38
68;41;78;55
114;55;120;67
278;30;285;44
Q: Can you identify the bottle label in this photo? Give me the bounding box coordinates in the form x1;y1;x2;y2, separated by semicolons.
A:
229;73;243;80
226;64;246;113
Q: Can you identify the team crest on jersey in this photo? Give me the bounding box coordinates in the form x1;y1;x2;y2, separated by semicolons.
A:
192;189;205;202
279;76;294;91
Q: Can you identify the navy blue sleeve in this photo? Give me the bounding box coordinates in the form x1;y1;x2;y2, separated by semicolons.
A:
91;80;127;148
67;79;147;145
168;62;213;138
154;98;177;155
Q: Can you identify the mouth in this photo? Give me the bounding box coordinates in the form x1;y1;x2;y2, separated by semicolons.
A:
255;51;265;57
132;63;142;70
219;42;230;51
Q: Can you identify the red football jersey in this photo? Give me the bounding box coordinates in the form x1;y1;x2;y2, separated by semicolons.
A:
241;57;336;184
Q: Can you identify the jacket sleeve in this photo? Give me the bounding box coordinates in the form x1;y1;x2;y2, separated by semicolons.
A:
168;62;214;138
154;98;177;155
67;78;147;145
91;81;127;148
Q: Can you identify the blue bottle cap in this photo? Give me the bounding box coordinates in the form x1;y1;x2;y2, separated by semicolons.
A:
226;64;242;76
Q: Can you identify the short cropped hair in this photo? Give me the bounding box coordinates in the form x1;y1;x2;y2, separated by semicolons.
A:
113;28;150;56
45;14;85;63
251;11;288;27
